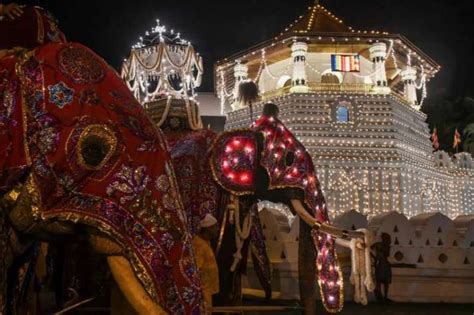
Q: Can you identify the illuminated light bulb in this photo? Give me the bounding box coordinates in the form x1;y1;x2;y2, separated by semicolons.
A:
225;145;233;153
240;173;250;182
222;161;230;168
233;139;241;147
328;295;335;302
227;172;235;180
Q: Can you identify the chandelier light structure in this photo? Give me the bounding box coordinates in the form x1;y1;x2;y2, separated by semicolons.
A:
121;19;203;103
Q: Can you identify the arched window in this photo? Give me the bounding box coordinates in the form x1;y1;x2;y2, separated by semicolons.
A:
321;69;342;84
276;75;292;89
337;106;349;122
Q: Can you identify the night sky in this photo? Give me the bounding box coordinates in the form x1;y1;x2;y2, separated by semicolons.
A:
19;0;474;99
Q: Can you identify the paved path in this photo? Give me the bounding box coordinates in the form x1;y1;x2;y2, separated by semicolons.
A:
240;299;473;315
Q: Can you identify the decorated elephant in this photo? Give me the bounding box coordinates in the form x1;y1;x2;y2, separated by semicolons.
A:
143;88;372;313
209;102;370;314
149;97;224;310
0;6;203;314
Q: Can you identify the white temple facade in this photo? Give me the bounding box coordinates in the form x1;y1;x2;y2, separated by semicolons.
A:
216;3;474;219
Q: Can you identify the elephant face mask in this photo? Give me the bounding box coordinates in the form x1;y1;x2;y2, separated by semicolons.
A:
211;114;343;312
0;42;202;313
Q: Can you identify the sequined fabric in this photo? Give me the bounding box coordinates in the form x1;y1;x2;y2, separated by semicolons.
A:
164;128;221;236
0;6;66;50
249;205;272;299
0;56;28;192
1;42;203;314
209;130;257;195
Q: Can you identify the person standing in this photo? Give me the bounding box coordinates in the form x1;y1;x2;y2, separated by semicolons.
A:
371;232;392;302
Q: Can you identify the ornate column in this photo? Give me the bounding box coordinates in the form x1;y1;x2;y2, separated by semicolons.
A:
231;62;248;110
369;42;390;94
401;66;418;106
290;42;309;93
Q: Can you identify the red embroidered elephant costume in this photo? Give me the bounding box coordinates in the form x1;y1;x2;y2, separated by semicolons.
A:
0;6;203;314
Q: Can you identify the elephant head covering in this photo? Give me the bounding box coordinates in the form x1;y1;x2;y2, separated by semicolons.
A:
148;97;221;236
0;5;66;50
0;12;203;313
210;106;344;312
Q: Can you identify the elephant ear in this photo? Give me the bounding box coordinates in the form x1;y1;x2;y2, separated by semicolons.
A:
210;129;257;195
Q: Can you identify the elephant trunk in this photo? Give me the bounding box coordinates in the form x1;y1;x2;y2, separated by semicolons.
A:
291;198;345;312
291;199;365;240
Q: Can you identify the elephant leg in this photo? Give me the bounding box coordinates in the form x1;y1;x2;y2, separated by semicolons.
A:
298;220;317;315
107;256;167;315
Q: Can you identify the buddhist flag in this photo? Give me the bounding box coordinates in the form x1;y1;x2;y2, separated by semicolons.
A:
331;54;361;72
431;127;439;150
453;128;462;149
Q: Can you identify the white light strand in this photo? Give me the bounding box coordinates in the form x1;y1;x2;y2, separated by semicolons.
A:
122;19;203;103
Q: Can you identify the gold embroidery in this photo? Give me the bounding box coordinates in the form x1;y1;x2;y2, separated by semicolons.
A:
35;8;44;44
77;124;118;171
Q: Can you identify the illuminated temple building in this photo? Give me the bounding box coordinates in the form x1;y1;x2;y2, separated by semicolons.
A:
120;3;474;304
216;3;473;219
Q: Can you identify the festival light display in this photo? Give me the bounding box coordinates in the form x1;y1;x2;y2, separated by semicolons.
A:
121;19;203;103
217;3;473;219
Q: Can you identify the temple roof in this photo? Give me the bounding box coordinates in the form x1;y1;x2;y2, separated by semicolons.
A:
279;3;352;37
214;1;441;86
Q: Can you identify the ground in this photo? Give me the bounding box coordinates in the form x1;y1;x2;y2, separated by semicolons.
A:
240;298;473;315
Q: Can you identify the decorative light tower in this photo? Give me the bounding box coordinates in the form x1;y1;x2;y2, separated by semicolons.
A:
369;42;390;94
231;62;249;110
121;19;203;103
122;19;205;130
290;41;309;93
401;66;418;107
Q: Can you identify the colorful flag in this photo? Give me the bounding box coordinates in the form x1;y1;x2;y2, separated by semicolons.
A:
453;128;462;149
331;54;361;72
431;127;439;150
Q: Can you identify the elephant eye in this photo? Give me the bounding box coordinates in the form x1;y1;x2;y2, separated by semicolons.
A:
78;125;117;170
285;150;295;167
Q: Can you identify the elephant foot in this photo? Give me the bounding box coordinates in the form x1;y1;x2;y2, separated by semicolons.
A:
107;256;167;315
